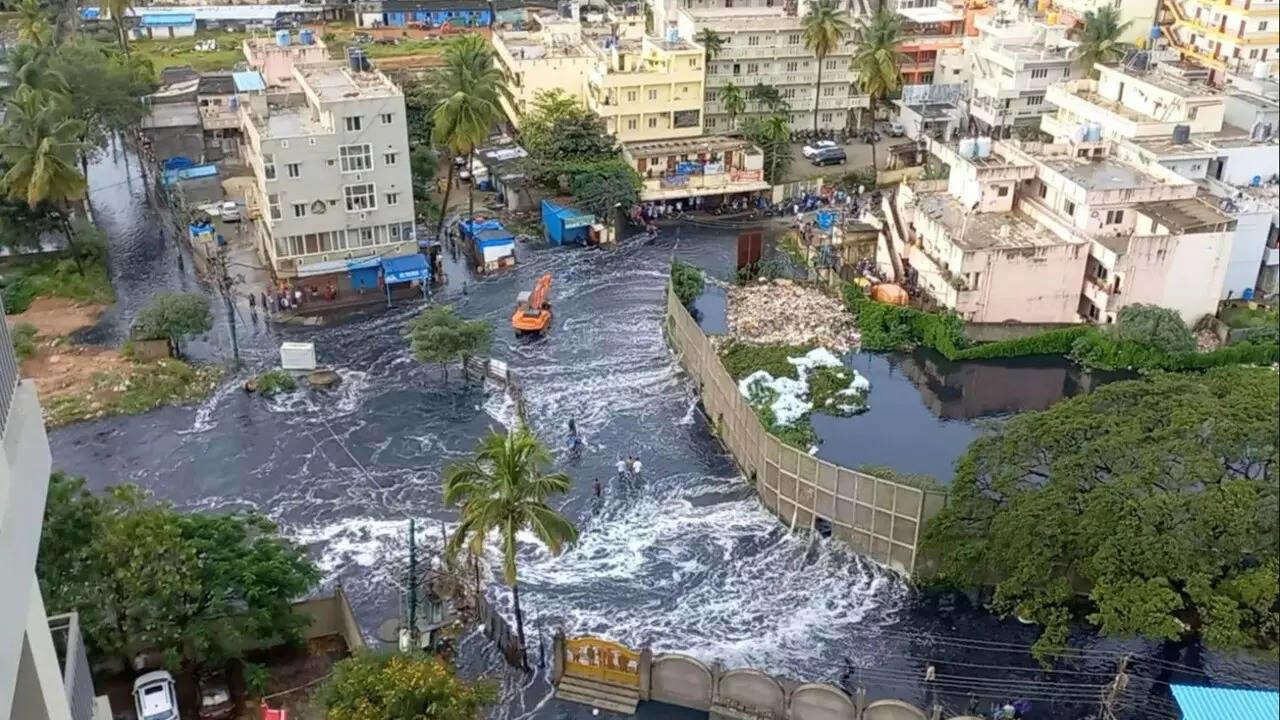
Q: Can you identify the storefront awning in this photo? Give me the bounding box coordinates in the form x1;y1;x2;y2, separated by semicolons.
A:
381;254;429;284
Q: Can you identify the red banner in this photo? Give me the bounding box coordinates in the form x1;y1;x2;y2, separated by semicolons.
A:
731;170;763;182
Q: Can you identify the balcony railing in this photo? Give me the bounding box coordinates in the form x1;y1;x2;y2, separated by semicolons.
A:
0;297;19;437
49;613;98;720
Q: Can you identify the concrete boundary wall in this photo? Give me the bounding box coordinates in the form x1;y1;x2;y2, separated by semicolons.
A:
664;287;947;574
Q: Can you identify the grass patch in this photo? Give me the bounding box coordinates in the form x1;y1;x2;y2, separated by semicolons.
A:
44;359;222;427
254;368;298;396
1220;304;1278;330
1;257;114;314
855;464;943;492
12;322;37;361
318;23;464;60
132;30;248;79
719;339;814;380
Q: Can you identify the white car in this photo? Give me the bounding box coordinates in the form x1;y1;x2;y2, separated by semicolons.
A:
886;120;906;137
134;670;179;720
802;140;837;158
218;201;241;223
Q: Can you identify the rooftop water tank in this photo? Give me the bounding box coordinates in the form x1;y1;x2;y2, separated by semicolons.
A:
299;29;314;45
275;30;290;47
1172;124;1191;144
976;136;993;158
959;137;977;159
1086;123;1102;141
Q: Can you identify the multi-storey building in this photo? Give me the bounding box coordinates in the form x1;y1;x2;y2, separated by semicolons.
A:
243;32;330;90
1157;0;1279;78
492;15;599;122
967;10;1081;135
621;135;770;203
1042;60;1279;296
240;61;417;279
1050;0;1158;45
0;319;111;720
661;0;871;132
892;133;1236;325
888;0;967;85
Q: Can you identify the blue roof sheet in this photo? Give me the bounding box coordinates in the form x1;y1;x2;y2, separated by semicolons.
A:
140;12;196;26
232;71;266;92
1171;684;1279;720
380;254;429;284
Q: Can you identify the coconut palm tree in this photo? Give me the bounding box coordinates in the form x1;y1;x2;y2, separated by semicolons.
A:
100;0;135;54
852;8;906;168
696;28;725;63
444;428;578;669
755;113;792;184
1;87;86;209
802;0;853;134
15;0;53;47
1077;6;1132;76
720;81;746;131
4;43;69;97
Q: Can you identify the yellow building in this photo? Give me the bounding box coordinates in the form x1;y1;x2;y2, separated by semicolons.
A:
587;37;706;142
492;16;597;126
1158;0;1279;77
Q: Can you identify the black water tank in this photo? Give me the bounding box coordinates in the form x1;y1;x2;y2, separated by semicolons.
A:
1172;124;1191;144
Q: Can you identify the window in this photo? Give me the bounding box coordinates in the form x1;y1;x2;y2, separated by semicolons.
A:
996;185;1009;197
825;59;838;70
746;62;758;74
1037;183;1047;199
783;88;797;99
1063;67;1070;77
785;61;799;72
292;203;307;218
357;227;374;246
788;34;800;44
383;152;398;166
705;90;717;102
626;90;637;102
339;144;372;172
1105;209;1124;224
263;153;276;180
627;118;637;130
732;63;741;75
823;85;836;97
385;192;400;206
380;113;394;124
1030;68;1048;79
648;117;658;128
1261;21;1269;31
648;88;658;100
747;35;760;46
268;193;281;220
344;183;376;212
1063;199;1076;217
344;116;362;132
1026;95;1044;106
286;162;301;179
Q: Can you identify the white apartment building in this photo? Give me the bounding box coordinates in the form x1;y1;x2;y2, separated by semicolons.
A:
1042;61;1279;296
1158;0;1279;77
241;61;417;279
660;0;871;132
0;321;111;720
968;10;1081;135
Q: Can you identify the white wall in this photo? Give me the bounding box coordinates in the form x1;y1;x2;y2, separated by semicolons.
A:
1218;144;1280;185
1114;230;1234;323
1221;208;1274;297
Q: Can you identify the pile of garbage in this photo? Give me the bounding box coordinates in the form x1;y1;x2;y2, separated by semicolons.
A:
726;279;859;351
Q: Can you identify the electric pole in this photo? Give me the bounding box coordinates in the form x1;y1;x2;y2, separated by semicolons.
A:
1100;654;1131;720
407;518;419;651
211;243;242;367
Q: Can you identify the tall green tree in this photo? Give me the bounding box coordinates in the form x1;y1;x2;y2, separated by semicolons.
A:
920;367;1280;662
131;291;212;357
406;304;492;380
15;0;53;46
100;0;135;54
743;113;792;184
1110;303;1195;353
719;81;746;131
696;28;725;63
569;159;642;219
0;85;86;209
801;0;853;134
748;83;788;114
852;8;906;168
1077;5;1132;75
53;40;152;167
444;428;578;668
319;653;496;720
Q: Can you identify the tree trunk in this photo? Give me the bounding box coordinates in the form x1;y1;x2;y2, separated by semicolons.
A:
115;19;130;54
466;145;476;226
511;581;528;669
813;55;825;134
59;216;85;274
869;99;879;170
434;161;456;240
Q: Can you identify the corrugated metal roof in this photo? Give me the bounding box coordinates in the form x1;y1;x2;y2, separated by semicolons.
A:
140;12;196;26
1171;684;1279;720
232;71;267;93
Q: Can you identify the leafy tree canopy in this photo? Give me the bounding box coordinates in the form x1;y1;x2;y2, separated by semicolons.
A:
132;291;212;355
38;474;319;670
741;114;792;185
569;159;642;219
406;304;492;378
1110;303;1195;354
671;259;706;307
319;652;496;720
921;367;1280;662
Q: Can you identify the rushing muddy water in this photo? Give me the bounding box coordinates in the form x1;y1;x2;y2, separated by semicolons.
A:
47;146;1277;719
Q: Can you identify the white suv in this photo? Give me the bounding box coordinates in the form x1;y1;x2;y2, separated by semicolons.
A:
134;670;179;720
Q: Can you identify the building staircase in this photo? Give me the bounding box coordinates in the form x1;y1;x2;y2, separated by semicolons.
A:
553;675;641;715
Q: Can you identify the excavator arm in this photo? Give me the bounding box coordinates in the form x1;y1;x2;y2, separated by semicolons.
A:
528;273;552;309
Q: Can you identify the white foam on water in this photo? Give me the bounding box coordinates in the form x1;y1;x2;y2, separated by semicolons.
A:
179;376;243;434
482;384;518;429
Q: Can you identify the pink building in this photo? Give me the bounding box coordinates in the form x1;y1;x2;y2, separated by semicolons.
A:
243;33;330;90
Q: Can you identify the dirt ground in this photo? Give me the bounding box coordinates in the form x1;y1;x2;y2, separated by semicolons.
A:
10;296;107;337
8;298;133;405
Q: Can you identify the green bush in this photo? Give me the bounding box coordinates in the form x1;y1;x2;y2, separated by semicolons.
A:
2;277;39;314
848;292;966;357
1111;303;1195;354
952;326;1094;360
1070;332;1280;371
670;260;706;308
718;339;813;379
12;322;38;361
254;369;298;396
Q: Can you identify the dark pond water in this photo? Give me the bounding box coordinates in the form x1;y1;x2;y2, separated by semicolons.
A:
46;147;1277;720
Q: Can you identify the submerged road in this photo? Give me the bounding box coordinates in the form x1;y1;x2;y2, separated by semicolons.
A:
47;147;1277;720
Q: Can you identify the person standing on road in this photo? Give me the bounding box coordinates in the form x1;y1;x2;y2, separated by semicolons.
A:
592;478;602;498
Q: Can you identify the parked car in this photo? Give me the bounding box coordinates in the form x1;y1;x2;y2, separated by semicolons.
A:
219;201;241;223
801;140;837;158
810;147;847;166
198;673;235;720
134;671;179;720
886;120;906;137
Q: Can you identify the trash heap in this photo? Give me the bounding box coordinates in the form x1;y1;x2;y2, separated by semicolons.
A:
726;279;859;351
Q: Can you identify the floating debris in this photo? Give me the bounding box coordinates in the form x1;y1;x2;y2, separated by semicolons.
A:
726;279;859;351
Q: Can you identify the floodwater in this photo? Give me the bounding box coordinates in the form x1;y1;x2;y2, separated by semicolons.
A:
47;147;1277;720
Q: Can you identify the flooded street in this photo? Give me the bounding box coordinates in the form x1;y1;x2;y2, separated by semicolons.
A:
47;148;1276;719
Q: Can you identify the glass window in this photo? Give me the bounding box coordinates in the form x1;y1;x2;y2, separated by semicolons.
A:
385;192;400;206
384;152;398;166
380;113;394;124
292;203;307;218
268;193;281;220
345;116;362;132
344;184;377;212
286;163;300;178
340;144;373;173
263;153;276;180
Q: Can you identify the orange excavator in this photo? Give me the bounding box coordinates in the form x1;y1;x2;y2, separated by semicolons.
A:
512;273;552;335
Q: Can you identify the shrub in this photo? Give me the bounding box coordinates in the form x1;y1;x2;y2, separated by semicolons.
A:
718;339;813;379
12;322;38;361
254;369;298;396
952;326;1094;360
1070;332;1280;371
1111;303;1195;354
670;260;705;307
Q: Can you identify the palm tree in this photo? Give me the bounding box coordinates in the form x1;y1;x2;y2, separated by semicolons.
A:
802;0;853;134
101;0;135;54
748;83;788;113
4;43;69;97
1;87;86;209
720;81;746;131
852;8;906;169
444;428;578;668
696;28;725;64
15;0;53;47
756;114;792;184
1077;6;1132;76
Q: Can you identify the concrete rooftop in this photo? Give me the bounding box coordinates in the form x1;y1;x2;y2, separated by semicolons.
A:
1135;196;1234;234
299;64;399;102
916;192;1064;251
1048;157;1169;191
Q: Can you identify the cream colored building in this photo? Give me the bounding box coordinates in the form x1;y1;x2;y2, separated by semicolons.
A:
968;10;1081;135
1050;0;1157;46
492;16;598;124
622;135;770;203
240;62;417;279
1158;0;1279;77
243;32;330;90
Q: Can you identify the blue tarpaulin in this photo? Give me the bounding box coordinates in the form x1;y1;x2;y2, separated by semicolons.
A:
541;200;594;246
81;8;101;19
232;71;266;92
381;254;430;284
162;164;218;186
163;157;195;171
140;12;195;26
815;210;836;230
1171;684;1278;720
458;218;504;236
346;256;381;290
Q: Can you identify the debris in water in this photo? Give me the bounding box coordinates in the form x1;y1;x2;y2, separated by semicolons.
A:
726;279;859;351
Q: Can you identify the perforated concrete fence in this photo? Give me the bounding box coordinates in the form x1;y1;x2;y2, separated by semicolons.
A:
665;287;946;575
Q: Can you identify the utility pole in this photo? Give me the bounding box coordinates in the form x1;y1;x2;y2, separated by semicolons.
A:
407;518;419;651
211;243;242;367
1099;654;1131;720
